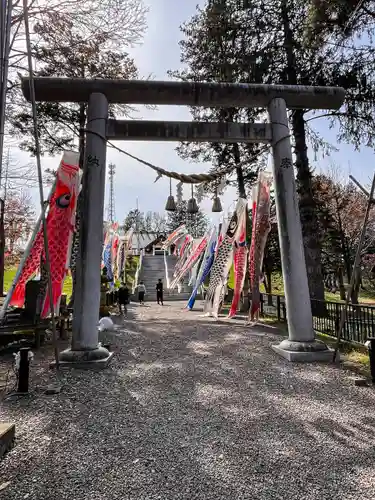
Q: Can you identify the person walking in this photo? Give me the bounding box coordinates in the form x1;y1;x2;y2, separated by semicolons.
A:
118;282;129;316
137;281;146;305
156;278;164;305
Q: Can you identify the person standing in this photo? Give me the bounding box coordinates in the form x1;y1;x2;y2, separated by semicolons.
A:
156;278;164;305
137;281;146;305
118;282;129;316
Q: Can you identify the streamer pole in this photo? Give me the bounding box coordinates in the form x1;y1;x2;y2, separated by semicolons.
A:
23;0;59;368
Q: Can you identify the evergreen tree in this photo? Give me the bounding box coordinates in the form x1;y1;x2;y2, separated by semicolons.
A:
166;201;209;239
123;209;144;233
305;0;374;40
173;0;375;301
169;2;268;199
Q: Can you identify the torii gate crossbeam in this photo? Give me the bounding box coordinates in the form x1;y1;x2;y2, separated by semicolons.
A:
21;77;345;367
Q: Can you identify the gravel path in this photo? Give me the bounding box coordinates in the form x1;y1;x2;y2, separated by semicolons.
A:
1;301;375;500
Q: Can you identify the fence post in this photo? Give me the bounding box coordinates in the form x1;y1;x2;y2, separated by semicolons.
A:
277;295;281;321
18;347;30;393
334;303;340;337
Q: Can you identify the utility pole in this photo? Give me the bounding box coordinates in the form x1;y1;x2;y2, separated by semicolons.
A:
107;163;116;223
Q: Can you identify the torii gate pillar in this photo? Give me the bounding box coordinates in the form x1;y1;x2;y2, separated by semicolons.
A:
268;98;332;361
59;93;113;367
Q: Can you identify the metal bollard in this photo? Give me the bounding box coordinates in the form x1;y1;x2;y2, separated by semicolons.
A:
365;337;375;383
17;347;31;393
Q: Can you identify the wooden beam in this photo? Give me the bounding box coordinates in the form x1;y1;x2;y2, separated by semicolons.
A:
0;423;15;459
106;120;272;143
21;77;345;110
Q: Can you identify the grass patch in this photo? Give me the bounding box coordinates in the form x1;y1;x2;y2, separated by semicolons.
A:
261;316;370;376
3;257;140;301
4;268;17;293
4;267;72;301
267;272;375;305
261;273;284;295
344;350;370;368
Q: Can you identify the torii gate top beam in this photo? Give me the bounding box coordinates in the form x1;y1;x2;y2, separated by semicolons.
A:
21;77;345;110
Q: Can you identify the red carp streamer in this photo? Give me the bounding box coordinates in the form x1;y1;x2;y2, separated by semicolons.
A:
249;172;272;322
10;152;81;317
228;213;248;318
173;235;193;280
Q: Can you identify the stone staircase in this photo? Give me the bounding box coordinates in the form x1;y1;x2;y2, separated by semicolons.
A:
139;255;192;302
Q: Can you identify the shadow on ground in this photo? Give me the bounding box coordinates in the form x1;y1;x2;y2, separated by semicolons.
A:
1;301;375;500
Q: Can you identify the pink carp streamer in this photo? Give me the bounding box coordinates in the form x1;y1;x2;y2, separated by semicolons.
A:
162;225;188;250
114;228;133;282
173;235;193;279
10;151;81;317
249;172;272;322
111;223;120;280
248;190;257;311
228;212;248;318
170;234;208;289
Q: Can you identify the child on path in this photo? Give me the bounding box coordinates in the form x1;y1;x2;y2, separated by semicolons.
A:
137;281;146;305
118;282;129;315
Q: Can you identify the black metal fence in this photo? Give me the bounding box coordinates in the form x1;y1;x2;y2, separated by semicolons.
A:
260;293;375;345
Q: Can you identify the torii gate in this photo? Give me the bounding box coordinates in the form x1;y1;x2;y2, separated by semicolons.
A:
21;78;345;366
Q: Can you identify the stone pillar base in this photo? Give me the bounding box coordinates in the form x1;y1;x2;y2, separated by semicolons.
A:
272;339;338;362
50;346;114;370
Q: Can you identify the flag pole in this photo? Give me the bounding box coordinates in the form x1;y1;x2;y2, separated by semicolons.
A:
136;197;140;255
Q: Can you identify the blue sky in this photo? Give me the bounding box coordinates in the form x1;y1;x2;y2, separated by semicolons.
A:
13;0;375;222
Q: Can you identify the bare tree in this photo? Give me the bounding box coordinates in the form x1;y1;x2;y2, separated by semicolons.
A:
1;147;49;193
313;165;375;303
3;0;148;152
10;0;148;53
4;188;34;253
143;211;167;234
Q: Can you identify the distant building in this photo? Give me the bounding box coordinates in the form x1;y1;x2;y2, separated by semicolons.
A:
123;231;167;255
